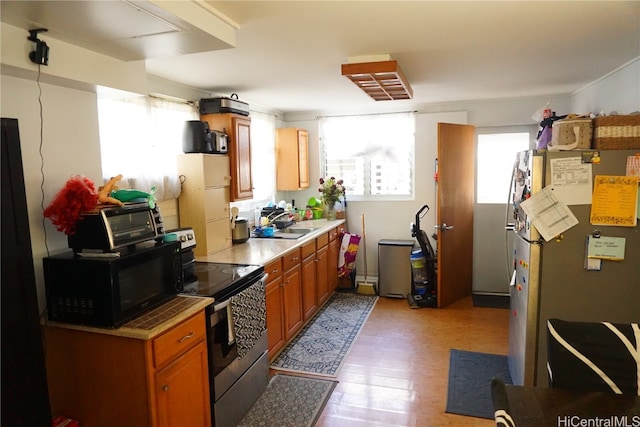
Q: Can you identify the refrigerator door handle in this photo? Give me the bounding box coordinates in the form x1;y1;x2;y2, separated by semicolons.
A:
505;223;515;231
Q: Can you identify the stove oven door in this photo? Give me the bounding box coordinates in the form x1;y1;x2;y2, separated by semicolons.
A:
207;276;268;427
208;299;238;381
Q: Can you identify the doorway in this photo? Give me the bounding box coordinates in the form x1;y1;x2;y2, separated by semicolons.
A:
472;126;535;295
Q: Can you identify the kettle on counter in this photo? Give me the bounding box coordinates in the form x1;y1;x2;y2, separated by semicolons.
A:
230;207;250;244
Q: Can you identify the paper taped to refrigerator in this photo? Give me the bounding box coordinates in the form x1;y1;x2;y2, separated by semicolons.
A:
520;186;579;242
549;157;592;205
586;235;626;261
589;175;638;227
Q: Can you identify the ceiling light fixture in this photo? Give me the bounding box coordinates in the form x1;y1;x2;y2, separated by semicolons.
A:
341;55;413;101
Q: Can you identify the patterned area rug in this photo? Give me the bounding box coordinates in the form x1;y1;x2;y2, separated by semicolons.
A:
270;292;378;377
238;374;337;427
446;349;513;419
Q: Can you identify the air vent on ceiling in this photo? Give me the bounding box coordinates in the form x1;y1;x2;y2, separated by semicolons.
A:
341;58;413;101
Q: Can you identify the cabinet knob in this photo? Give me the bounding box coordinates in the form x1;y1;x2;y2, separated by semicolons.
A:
162;385;169;392
178;332;194;343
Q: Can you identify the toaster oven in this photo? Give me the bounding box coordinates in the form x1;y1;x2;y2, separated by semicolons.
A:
67;202;158;253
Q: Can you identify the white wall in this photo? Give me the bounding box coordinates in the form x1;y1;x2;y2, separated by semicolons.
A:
571;57;640;115
1;75;103;310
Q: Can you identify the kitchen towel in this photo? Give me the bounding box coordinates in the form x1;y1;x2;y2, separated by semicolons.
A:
230;280;266;359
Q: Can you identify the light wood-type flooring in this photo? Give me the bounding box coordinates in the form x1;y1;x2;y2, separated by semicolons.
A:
315;295;510;427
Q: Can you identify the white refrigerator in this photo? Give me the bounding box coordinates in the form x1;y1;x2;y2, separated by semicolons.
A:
507;149;640;386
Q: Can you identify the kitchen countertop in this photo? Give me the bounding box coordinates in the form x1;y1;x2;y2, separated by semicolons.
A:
199;218;346;266
43;220;343;339
44;295;214;340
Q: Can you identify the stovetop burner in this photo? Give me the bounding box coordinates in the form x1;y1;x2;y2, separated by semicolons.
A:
182;262;265;301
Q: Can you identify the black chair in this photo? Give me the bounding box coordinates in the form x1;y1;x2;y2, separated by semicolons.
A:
491;376;516;427
546;318;639;395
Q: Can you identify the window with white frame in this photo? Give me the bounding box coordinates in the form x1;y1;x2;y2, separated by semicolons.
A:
476;130;532;204
97;95;198;201
320;112;415;200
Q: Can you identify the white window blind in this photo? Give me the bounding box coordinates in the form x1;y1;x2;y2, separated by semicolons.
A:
320;112;415;200
97;95;198;201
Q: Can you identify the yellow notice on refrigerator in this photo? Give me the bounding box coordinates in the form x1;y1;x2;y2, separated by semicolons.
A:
586;235;626;261
589;175;639;227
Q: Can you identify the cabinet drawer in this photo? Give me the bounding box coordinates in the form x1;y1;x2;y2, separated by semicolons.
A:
205;218;232;254
153;312;206;368
316;232;328;248
264;259;282;282
328;227;341;242
203;155;231;187
282;248;301;272
301;241;315;259
204;187;230;221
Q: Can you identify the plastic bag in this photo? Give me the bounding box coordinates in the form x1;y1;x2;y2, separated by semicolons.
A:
532;101;552;123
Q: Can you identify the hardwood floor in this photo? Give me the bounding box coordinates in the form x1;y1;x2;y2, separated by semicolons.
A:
315;295;510;427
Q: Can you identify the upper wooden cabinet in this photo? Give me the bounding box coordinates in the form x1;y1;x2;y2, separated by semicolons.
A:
201;113;253;201
276;128;309;191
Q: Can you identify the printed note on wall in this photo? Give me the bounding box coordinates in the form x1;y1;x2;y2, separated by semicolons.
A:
589;175;639;226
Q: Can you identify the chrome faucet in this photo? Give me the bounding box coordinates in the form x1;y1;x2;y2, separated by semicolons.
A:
264;211;290;227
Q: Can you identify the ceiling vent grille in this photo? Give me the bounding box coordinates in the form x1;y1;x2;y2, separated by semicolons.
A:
341;59;413;101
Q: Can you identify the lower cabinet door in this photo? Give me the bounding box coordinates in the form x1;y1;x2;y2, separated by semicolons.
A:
328;236;339;293
301;254;318;320
155;341;211;427
265;277;285;357
316;245;329;306
283;266;303;340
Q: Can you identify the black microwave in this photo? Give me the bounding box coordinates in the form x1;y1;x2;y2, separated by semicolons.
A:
43;241;183;328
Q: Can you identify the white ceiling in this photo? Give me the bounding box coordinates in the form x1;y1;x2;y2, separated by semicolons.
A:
3;1;640;115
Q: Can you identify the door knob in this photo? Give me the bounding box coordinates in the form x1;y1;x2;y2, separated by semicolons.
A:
435;223;454;232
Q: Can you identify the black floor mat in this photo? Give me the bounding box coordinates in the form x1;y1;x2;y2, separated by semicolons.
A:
472;293;509;309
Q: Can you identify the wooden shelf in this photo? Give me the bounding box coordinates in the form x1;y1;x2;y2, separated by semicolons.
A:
341;60;413;101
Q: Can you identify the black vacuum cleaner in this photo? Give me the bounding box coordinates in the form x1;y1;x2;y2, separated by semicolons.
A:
407;205;438;308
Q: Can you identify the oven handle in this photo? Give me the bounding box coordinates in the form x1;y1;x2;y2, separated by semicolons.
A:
212;273;268;312
213;299;230;312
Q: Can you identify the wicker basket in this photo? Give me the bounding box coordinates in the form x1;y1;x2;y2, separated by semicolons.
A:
593;115;640;150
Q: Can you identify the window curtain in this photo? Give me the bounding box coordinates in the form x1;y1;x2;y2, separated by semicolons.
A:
98;95;198;201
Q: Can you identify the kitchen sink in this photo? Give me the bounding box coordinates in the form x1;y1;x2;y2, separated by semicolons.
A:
252;228;314;240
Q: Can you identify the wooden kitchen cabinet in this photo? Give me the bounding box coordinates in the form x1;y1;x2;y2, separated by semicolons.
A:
316;243;330;306
276;128;309;191
178;154;232;256
328;226;342;293
264;259;285;358
282;248;303;340
201;113;253;201
300;240;318;321
154;340;210;427
44;309;211;427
